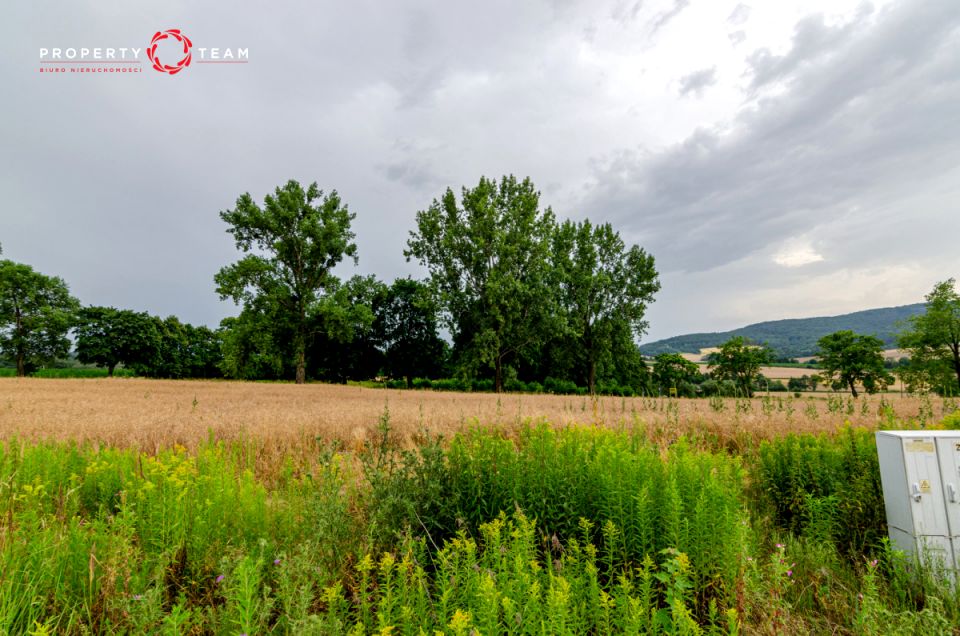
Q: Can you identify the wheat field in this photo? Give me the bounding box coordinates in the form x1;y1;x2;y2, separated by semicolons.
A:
0;378;946;453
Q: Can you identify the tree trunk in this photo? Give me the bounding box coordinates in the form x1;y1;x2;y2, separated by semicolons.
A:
849;379;859;398
295;348;306;384
108;363;116;377
588;357;597;396
495;355;503;393
952;343;960;395
14;309;24;377
294;328;306;385
295;303;307;385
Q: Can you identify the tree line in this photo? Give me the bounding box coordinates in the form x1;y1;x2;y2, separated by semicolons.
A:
0;177;659;392
2;177;959;397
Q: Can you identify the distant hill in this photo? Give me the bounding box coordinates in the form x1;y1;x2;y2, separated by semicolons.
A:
639;303;925;359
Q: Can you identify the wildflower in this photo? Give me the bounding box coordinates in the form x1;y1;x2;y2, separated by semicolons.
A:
870;559;878;568
786;570;793;577
215;574;225;584
133;594;142;601
274;558;282;565
775;543;784;549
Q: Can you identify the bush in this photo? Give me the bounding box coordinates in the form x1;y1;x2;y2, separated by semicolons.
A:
753;426;886;556
371;423;747;616
504;378;528;393
471;378;494;392
544;376;579;395
411;377;432;389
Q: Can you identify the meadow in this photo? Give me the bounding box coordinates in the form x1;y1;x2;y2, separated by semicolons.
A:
0;378;959;633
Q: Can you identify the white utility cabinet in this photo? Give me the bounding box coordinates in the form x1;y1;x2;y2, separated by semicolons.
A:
876;430;960;571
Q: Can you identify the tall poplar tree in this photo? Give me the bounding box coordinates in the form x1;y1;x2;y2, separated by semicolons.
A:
215;180;357;384
406;175;557;392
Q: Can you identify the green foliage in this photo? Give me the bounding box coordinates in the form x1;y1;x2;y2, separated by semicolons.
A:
642;303;925;358
406;175;560;392
653;354;702;396
216;179;358;384
308;274;385;382
550;218;660;393
0;439;359;634
899;278;960;395
131;315;222;379
754;427;886;557
708;337;773;397
0;260;79;376
0;420;957;633
816;330;893;397
363;422;747;617
73;306;161;376
375;277;448;386
0;366;135;378
787;374;818;392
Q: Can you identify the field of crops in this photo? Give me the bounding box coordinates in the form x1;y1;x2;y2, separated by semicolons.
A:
1;378;959;633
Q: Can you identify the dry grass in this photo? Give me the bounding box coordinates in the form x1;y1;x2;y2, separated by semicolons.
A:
2;377;950;481
1;377;947;447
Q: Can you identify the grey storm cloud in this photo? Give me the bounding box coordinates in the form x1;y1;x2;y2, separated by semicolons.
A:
677;67;717;97
2;0;959;341
582;0;960;274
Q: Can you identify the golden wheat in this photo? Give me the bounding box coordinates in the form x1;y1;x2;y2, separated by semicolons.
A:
1;377;943;443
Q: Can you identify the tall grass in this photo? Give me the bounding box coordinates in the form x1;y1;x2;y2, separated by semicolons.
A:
0;415;958;632
754;426;886;556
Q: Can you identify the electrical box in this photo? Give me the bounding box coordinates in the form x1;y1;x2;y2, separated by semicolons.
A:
876;431;960;571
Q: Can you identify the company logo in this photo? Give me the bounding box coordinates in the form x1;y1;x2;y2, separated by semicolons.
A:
147;29;192;75
38;29;248;77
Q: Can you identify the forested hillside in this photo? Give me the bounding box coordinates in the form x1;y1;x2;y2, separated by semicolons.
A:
640;303;925;358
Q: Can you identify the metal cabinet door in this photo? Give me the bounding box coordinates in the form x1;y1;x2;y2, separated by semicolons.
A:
902;437;949;537
936;437;960;536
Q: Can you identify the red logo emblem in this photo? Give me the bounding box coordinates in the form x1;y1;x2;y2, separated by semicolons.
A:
147;29;192;75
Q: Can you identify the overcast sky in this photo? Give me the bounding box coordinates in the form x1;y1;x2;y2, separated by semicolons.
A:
2;0;958;342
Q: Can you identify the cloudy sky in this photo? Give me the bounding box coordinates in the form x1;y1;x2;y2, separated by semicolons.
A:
2;0;958;342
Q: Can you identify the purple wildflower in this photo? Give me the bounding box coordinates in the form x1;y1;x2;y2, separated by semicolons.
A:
215;574;225;584
274;558;282;565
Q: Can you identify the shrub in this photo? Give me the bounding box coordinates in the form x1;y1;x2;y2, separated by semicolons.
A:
471;378;494;392
371;423;748;615
544;376;580;395
753;427;886;557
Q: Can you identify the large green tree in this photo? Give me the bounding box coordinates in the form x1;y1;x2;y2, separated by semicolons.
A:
215;180;357;384
708;336;773;397
551;219;659;393
816;330;893;398
0;260;79;376
652;353;700;395
899;278;960;394
406;175;557;392
74;306;161;376
375;278;448;386
308;275;384;382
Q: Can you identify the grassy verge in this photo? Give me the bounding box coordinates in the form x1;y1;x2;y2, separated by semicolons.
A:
0;416;957;633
